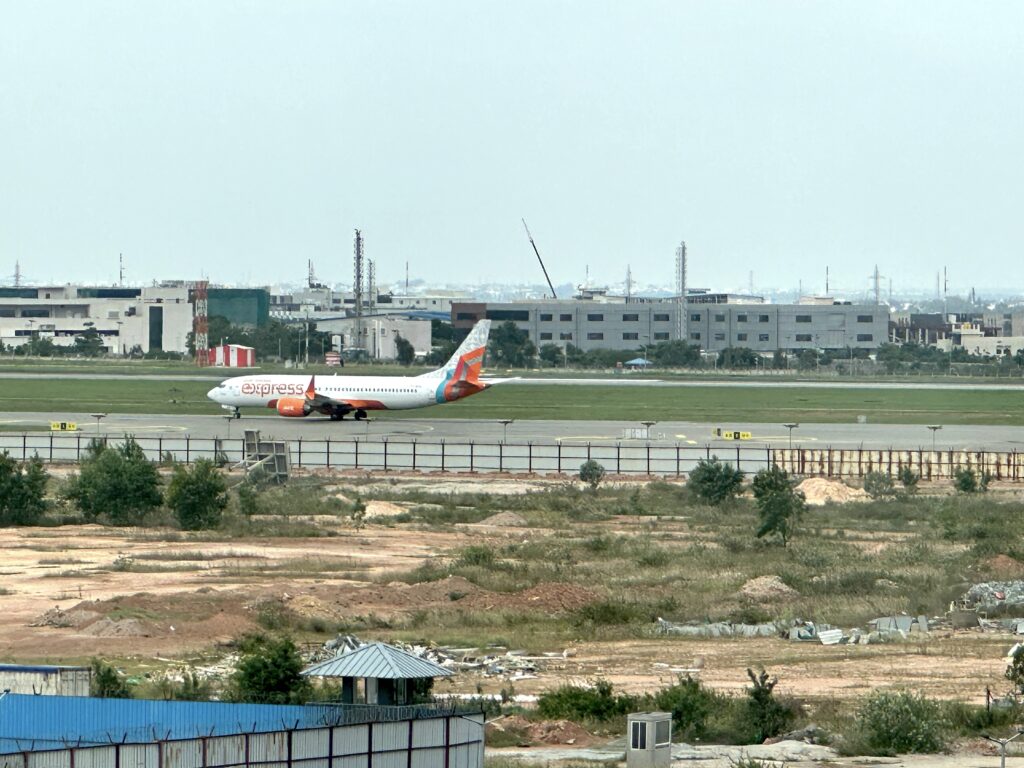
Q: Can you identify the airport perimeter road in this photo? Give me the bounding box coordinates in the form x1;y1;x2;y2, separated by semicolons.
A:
3;412;1024;451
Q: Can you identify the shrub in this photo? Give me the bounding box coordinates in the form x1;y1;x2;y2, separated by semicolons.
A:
579;460;606;491
0;453;48;526
898;466;919;494
165;459;228;531
687;458;745;505
226;634;312;705
863;471;896;500
1007;644;1024;693
751;466;806;546
90;659;131;698
65;437;162;525
850;690;947;755
742;668;794;744
456;545;497;568
651;676;716;740
953;467;979;494
537;679;636;722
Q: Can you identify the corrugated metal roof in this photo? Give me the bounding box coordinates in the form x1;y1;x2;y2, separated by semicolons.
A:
0;664;88;674
0;693;346;754
302;643;453;680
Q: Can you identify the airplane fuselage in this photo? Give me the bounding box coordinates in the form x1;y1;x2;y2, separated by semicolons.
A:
208;373;456;412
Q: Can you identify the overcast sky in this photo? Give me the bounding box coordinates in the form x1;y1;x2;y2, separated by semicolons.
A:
2;2;1022;296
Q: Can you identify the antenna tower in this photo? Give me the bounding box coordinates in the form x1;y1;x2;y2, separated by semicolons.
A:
625;265;632;302
353;230;365;351
367;259;376;315
825;266;829;295
119;253;124;286
13;260;21;288
192;280;209;366
675;241;687;343
870;265;884;305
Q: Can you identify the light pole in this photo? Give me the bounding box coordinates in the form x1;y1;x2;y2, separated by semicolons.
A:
982;731;1024;768
642;420;657;440
90;413;107;436
927;424;942;451
499;419;514;443
783;423;799;450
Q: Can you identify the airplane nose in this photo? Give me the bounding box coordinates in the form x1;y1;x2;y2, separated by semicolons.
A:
207;387;220;402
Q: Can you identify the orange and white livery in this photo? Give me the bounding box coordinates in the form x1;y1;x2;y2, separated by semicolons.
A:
206;320;493;421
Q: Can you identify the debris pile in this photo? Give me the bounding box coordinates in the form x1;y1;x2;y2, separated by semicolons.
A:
739;575;799;602
962;581;1024;611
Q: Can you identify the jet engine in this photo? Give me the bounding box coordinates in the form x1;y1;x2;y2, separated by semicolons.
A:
276;397;310;417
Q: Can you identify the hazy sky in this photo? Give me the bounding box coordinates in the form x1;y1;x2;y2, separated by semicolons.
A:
2;2;1022;296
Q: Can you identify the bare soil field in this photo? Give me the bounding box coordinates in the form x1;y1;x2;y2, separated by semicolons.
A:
1;472;1019;708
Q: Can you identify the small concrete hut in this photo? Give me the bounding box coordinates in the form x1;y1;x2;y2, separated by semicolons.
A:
302;642;453;706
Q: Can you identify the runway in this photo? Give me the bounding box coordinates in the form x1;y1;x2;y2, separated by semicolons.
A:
3;411;1023;451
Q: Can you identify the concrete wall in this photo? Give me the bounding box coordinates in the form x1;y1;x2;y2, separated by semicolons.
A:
0;667;90;697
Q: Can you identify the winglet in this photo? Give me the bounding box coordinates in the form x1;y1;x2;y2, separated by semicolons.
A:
305;375;316;399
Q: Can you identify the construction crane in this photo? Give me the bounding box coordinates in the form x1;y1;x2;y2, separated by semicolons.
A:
522;219;558;300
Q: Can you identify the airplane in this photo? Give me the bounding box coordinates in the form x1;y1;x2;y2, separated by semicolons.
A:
206;320;493;420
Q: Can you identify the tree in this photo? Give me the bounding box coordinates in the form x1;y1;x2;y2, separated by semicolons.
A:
73;327;106;357
953;467;979;493
227;634;312;704
649;340;702;367
90;659;132;698
394;333;415;366
863;471;897;500
488;320;536;368
796;349;818;371
0;453;48;526
65;438;162;525
716;347;759;369
165;459;228;531
772;350;787;369
16;336;58;357
687;458;744;505
579;460;605;491
539;343;564;368
751;466;806;546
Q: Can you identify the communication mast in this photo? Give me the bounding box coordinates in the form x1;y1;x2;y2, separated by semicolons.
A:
13;260;21;288
353;229;365;352
119;253;125;286
192;280;209;366
675;241;687;343
367;259;376;314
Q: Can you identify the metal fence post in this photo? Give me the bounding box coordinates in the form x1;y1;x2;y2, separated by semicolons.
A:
557;442;562;474
676;444;681;476
297;437;303;468
616;443;621;474
383;439;389;472
441;439;446;472
469;441;474;473
412;440;417;472
49;432;53;463
354;438;360;469
185;435;190;464
498;441;502;472
22;433;26;461
528;442;532;473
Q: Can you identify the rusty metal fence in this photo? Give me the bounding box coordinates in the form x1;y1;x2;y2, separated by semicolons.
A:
2;433;1023;480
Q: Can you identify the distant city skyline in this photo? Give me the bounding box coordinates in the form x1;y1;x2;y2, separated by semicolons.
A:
3;2;1023;293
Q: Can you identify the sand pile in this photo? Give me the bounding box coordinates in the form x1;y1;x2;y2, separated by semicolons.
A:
478;512;528;527
740;575;799;602
797;478;869;506
79;617;152;637
364;500;407;519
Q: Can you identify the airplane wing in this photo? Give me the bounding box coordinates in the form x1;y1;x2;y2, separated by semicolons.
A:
302;376;383;414
479;376;521;385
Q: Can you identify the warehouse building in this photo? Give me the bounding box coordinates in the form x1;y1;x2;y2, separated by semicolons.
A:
452;297;890;354
0;664;90;697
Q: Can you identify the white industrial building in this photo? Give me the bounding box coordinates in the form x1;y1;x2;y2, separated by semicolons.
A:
0;285;193;355
313;317;432;361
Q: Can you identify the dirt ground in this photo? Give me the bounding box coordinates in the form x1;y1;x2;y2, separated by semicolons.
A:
0;517;1016;708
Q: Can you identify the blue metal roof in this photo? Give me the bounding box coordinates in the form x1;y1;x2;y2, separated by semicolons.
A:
302;642;453;680
0;693;351;754
0;664;88;674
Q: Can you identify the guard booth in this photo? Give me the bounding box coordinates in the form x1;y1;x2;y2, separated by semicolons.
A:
626;712;672;768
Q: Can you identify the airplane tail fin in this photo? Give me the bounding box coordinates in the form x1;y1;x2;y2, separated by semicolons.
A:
421;321;491;403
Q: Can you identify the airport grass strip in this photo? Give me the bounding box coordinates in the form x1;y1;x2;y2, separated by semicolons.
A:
0;378;1022;424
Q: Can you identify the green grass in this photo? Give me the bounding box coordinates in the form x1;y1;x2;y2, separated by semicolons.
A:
0;377;1022;423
